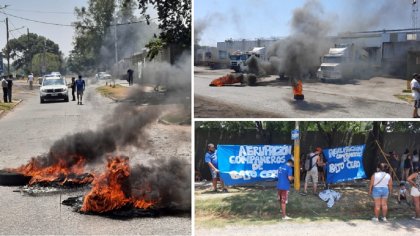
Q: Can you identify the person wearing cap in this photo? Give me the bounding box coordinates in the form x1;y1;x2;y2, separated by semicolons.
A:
303;147;323;195
204;143;228;192
277;159;294;220
411;73;420;118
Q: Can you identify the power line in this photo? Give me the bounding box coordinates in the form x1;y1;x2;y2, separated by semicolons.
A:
9;20;25;36
0;11;158;27
5;8;74;15
0;11;73;26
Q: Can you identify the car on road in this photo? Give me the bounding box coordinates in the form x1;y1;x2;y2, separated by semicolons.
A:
50;71;62;77
39;76;69;103
95;72;112;80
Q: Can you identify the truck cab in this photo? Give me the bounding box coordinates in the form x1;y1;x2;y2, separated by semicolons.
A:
229;51;250;72
317;44;370;82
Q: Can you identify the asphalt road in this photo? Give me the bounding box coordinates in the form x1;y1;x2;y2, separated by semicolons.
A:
194;67;413;118
0;79;191;235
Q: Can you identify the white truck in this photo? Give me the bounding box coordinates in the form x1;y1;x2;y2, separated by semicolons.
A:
316;44;369;82
229;47;265;73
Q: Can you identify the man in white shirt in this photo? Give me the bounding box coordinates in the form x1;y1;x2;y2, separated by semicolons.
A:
27;73;34;90
411;73;420;118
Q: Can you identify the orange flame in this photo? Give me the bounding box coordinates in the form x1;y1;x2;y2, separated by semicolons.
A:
11;155;93;186
210;74;242;87
80;156;157;213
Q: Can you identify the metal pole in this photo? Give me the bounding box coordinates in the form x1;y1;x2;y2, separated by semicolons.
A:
114;24;118;64
294;121;301;191
27;28;31;72
42;39;46;75
6;17;9;74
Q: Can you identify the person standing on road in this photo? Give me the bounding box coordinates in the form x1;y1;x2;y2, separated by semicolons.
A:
127;69;134;86
204;143;228;193
411;74;420;118
303;147;322;195
6;74;13;103
27;73;34;90
75;75;85;105
407;168;420;220
369;163;393;222
1;76;8;103
277;159;294;220
70;77;76;101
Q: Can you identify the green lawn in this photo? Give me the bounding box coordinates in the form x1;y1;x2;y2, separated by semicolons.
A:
195;184;415;228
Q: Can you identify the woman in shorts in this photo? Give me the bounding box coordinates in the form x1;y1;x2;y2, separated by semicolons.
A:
407;168;420;220
369;163;393;222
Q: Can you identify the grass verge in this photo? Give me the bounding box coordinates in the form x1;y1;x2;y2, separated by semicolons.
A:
394;94;412;103
195;185;415;228
96;85;128;100
0;101;19;112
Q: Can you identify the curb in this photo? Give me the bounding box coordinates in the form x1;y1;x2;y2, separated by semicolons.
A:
0;99;23;118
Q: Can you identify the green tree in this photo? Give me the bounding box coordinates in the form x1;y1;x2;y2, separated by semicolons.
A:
3;33;61;74
69;0;116;73
31;53;62;75
129;0;191;60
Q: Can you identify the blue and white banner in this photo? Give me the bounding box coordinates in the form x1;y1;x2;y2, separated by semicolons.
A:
217;145;292;186
323;145;366;184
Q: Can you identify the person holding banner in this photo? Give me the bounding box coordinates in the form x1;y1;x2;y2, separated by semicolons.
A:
205;143;228;193
277;159;294;220
407;168;420;220
303;147;322;195
369;163;393;222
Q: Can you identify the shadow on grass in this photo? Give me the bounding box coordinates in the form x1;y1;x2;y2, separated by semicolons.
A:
196;185;417;227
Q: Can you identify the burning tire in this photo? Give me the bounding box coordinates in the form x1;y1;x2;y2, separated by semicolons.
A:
0;170;31;186
246;74;257;86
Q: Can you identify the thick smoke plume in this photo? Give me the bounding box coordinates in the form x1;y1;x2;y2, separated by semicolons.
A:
265;0;331;79
195;13;225;45
130;158;191;210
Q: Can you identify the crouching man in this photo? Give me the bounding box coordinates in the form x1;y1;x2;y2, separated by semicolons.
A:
277;159;294;220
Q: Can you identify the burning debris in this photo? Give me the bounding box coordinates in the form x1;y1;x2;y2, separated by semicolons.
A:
209;73;257;87
292;79;304;100
61;156;190;218
80;156;156;213
10;155;93;187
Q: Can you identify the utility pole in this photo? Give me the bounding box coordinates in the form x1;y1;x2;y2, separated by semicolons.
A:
114;24;118;64
293;121;301;191
27;28;31;73
5;17;9;75
42;39;46;75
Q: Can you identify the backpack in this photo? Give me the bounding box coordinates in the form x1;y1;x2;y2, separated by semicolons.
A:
304;154;317;171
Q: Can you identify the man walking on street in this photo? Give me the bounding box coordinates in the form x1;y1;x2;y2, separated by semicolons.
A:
75;75;85;105
411;73;420;118
1;76;8;103
70;77;76;101
28;73;34;90
127;69;134;86
205;143;228;192
277;159;294;220
6;74;13;103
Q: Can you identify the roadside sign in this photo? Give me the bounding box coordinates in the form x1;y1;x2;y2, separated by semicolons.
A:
291;129;299;140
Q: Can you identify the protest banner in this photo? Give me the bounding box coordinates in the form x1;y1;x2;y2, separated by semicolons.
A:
217;144;292;186
323;145;366;184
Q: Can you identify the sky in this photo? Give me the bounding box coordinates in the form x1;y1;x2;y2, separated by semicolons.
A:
0;0;157;58
0;0;87;57
195;0;415;46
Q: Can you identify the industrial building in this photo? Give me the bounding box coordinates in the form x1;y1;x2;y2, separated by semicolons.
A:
195;29;420;78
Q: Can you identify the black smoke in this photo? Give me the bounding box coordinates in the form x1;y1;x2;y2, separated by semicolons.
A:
130;158;191;210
